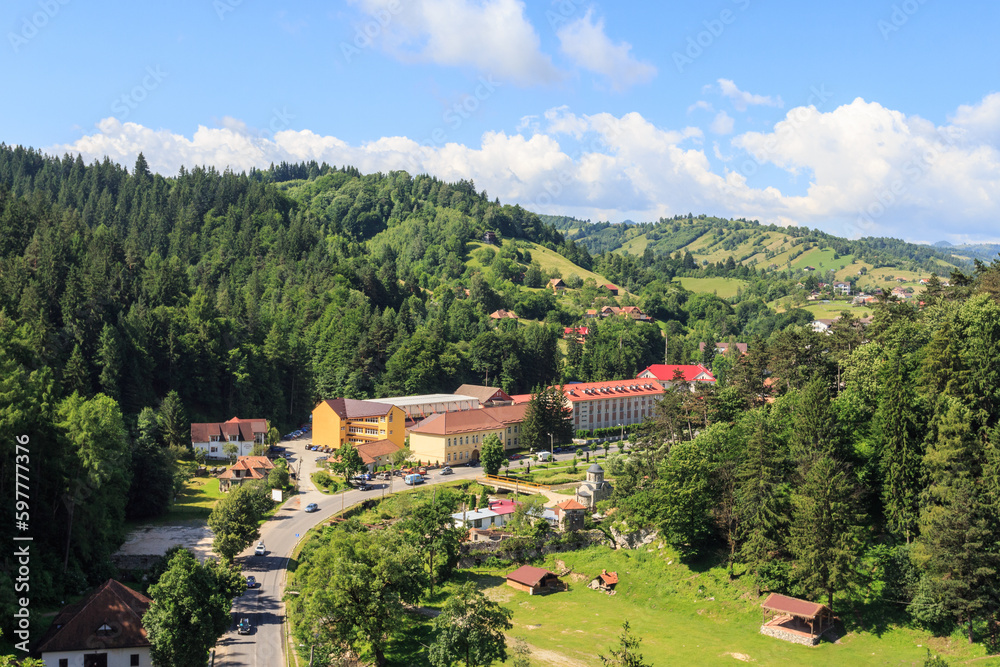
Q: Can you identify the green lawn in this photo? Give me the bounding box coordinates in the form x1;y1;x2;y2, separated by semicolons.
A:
384;546;998;666
674;277;748;298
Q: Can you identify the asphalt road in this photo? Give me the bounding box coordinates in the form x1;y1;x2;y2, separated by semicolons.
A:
211;437;625;666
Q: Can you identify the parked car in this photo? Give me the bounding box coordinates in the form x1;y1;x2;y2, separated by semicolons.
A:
508;454;523;460
537;451;552;461
305;503;318;513
466;460;478;467
245;575;257;589
553;447;563;453
237;618;252;635
357;483;371;491
376;472;391;480
404;473;424;485
254;542;266;556
439;466;453;475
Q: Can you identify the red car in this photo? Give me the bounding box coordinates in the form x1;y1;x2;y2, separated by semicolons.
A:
508;454;523;460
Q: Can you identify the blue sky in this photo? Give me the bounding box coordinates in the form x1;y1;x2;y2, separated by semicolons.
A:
4;0;1000;243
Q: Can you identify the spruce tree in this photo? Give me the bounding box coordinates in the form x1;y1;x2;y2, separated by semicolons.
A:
788;454;866;612
876;352;923;543
736;408;788;592
911;397;998;643
789;376;841;462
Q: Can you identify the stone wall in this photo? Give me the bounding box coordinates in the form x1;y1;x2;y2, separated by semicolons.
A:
458;530;609;568
759;625;821;646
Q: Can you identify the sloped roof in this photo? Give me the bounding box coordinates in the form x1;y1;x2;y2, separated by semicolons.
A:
409;404;528;435
555;499;586;511
761;593;829;619
637;364;716;382
37;580;151;654
191;417;267;443
218;455;274;480
510;379;664;405
318;398;395;419
506;565;559;587
355;439;401;464
599;570;619;585
454;384;513;404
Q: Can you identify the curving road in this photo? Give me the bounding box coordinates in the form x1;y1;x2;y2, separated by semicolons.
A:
211;438;623;666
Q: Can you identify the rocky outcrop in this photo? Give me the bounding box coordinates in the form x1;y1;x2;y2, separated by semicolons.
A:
609;523;658;550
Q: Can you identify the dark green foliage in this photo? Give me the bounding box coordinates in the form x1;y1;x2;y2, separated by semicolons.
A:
480;434;506;476
207;481;272;560
143;549;244;667
521;385;573;450
428;582;512;667
599;620;651;667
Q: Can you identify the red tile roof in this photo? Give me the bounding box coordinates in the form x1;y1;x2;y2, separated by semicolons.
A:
218;455;274;480
599;569;619;585
409;404;528;435
511;379;664;405
37;580;151;654
355;439;402;465
453;385;513;405
555;499;587;512
637;365;716;383
319;398;396;419
506;565;559;588
191;417;267;443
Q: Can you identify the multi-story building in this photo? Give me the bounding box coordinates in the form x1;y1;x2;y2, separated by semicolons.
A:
373;393;479;421
190;417;268;460
312;398;406;450
408;404;528;465
636;364;716;391
511;379;664;432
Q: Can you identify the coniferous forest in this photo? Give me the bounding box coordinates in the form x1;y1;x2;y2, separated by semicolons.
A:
2;143;1000;648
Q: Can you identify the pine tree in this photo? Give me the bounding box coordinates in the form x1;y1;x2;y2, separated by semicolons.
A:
96;323;122;399
789;376;841;462
736;409;788;592
788;454;866;612
876;352;923;543
64;342;90;396
911;397;999;643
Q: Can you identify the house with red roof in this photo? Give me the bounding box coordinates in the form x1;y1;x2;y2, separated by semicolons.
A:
506;565;564;595
218;455;275;492
37;579;152;667
354;439;403;471
589;569;619;593
511;379;663;432
553;498;587;531
601;283;619;296
191;416;268;460
636;365;716;391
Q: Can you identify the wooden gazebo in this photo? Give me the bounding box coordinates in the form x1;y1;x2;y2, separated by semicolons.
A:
759;593;835;646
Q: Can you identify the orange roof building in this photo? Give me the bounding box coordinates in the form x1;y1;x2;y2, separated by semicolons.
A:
510;379;663;432
408;404;528;466
218;455;275;491
636;364;716;389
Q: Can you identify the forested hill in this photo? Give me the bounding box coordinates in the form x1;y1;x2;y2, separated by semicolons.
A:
542;214;967;275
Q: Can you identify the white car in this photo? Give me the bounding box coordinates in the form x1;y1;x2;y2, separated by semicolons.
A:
254;542;266;556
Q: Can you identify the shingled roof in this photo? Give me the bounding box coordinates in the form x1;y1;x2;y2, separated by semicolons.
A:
190;417;267;443
506;565;558;588
409;404;528;435
37;580;151;654
319;398;395;419
761;593;830;620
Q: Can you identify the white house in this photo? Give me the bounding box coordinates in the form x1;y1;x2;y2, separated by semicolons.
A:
38;580;152;667
190;416;268;460
451;508;505;530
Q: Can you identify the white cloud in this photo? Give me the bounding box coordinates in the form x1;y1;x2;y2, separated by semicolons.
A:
49;94;1000;243
710;111;734;135
347;0;561;86
949;91;1000;147
556;9;656;91
717;79;783;112
687;100;714;114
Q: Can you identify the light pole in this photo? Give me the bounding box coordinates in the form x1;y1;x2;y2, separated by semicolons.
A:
549;432;553;456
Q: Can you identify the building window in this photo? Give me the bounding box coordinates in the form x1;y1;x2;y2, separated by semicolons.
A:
59;661;68;667
210;447;217;453
388;412;393;422
131;655;140;666
447;438;451;447
210;435;220;442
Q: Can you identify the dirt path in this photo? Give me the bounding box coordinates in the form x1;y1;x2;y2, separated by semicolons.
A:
507;636;592;667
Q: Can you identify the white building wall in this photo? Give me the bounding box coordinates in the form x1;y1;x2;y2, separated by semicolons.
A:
43;647;151;667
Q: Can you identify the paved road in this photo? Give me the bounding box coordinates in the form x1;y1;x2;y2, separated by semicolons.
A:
212;438;626;666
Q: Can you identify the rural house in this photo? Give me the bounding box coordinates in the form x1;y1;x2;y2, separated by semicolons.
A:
354;439;403;472
553;498;587;531
217;455;275;492
37;579;152;667
548;278;567;293
190;417;268;461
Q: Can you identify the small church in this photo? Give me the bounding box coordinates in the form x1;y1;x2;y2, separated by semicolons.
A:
576;463;612;509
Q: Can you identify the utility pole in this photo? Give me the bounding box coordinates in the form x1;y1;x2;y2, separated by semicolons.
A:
664;328;668;363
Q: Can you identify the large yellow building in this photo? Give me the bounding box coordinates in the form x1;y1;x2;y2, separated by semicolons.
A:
312;398;406;450
408;404;528;466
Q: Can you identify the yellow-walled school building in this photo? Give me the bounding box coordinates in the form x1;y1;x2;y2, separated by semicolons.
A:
312;398;406;450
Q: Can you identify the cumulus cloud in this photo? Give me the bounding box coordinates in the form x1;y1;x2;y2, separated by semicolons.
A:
717;79;783;111
710;111;734;135
347;0;561;86
49;94;1000;242
687;100;714;114
556;9;656;91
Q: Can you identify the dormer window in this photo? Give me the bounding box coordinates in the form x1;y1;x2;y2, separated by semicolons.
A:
96;623;114;636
